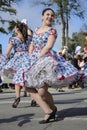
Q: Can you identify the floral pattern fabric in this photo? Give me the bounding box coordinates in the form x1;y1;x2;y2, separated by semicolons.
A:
24;27;79;88
81;63;87;87
2;35;32;86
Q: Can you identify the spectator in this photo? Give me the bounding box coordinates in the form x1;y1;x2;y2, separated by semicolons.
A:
0;76;3;93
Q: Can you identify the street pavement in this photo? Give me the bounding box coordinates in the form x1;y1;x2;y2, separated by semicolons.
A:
0;87;87;130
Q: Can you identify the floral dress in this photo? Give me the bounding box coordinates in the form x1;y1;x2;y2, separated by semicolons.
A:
0;54;8;74
24;27;79;88
3;36;32;86
81;63;87;87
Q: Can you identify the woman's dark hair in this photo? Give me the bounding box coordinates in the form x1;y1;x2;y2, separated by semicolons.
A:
16;22;28;42
42;8;55;16
77;55;83;62
83;57;87;63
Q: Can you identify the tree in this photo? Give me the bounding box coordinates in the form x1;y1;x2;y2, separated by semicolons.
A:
64;0;85;46
68;32;86;54
0;0;21;33
80;23;87;33
8;20;18;32
53;0;85;46
33;0;85;47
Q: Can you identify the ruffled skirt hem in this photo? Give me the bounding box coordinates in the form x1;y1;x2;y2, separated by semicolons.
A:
24;56;78;88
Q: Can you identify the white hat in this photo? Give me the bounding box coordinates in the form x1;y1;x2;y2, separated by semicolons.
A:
21;19;28;25
75;46;81;54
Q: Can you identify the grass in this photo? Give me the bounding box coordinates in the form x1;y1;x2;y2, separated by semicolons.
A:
1;74;12;83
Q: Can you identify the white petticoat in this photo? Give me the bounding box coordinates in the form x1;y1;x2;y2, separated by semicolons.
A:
24;56;77;88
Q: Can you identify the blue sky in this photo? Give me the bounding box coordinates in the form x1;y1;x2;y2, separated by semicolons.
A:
0;0;87;54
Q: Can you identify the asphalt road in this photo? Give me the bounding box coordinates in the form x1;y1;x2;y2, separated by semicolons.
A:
0;87;87;130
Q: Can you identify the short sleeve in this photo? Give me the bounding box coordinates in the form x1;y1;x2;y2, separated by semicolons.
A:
49;28;57;39
8;37;15;45
27;35;32;42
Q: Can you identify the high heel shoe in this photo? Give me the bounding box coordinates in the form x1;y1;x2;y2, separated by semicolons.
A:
54;106;57;114
30;100;37;107
23;92;27;97
39;108;57;124
12;97;20;108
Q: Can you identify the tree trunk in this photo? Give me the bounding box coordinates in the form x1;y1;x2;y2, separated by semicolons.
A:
60;1;66;47
66;0;69;47
62;20;66;47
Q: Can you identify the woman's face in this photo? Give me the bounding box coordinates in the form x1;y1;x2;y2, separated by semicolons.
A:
42;10;54;26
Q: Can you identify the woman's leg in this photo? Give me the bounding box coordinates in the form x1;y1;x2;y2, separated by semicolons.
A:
22;86;27;97
12;85;21;108
15;85;21;98
27;87;57;124
26;88;53;118
38;84;55;110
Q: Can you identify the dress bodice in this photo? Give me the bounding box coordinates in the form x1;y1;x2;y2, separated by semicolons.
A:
9;35;32;52
32;27;57;48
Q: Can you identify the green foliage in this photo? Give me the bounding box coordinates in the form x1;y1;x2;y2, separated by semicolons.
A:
0;0;17;33
0;0;16;14
0;44;2;53
0;27;7;33
68;32;86;53
8;20;17;32
36;0;85;47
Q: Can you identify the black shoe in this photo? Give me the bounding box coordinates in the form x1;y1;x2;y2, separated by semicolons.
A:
12;97;20;108
23;92;27;97
0;89;3;93
30;100;37;107
53;106;57;114
39;107;57;124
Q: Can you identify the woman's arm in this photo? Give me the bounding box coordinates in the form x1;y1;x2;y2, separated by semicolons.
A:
28;29;33;53
38;34;56;58
5;43;13;57
28;42;34;53
27;29;32;36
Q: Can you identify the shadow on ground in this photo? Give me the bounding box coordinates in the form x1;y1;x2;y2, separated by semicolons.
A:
0;113;34;126
56;107;87;121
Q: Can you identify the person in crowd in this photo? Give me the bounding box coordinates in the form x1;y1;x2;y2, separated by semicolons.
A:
58;46;68;91
3;21;35;108
80;33;87;88
58;46;68;60
75;46;82;55
23;8;79;124
77;54;84;71
0;76;3;93
0;54;8;92
71;54;81;70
